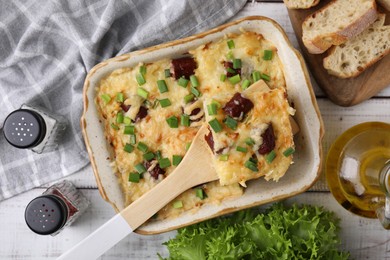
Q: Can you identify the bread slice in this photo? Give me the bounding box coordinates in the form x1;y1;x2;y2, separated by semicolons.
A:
377;0;390;11
302;0;378;54
283;0;320;9
323;14;390;78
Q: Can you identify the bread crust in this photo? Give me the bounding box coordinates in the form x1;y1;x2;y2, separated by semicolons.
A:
284;0;320;9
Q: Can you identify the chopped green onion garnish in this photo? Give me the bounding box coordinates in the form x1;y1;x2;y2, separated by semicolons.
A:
137;87;149;99
181;114;190;127
249;155;258;164
226;67;236;74
135;163;147;174
220;74;226;82
164;69;171;78
137;142;148;153
136;73;146;86
227;39;235;49
140;65;147;75
245;137;255;146
123;117;131;125
156;150;162;160
233;59;242;69
244;160;258;172
242;79;251;90
226;51;234;60
159;98;171;108
116;111;124;124
173;200;183;209
224;116;237;130
252;71;261;82
191;86;201;97
265;150;276;163
110;123;119;130
101;94;111;104
228;74;241;85
236;146;248;153
261;73;271;81
185;142;191;151
143;152;155;161
158;157;171;169
116;93;124;103
207;103;218;116
178;77;189;88
219;154;229;161
283;147;295;157
172;155;183;166
157;79;168;93
166;116;178;128
190;75;199;87
184;93;195;104
124;125;135;135
124;143;134;153
195;188;206;200
128;172;141;183
263;50;273;60
129;134;136;145
208;118;223;133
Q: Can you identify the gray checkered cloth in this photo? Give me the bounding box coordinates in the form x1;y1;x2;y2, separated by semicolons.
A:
0;0;246;200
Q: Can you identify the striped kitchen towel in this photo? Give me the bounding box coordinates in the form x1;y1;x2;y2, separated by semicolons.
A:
0;0;246;200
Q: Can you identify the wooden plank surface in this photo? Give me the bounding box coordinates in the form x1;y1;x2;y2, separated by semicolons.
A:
1;2;390;260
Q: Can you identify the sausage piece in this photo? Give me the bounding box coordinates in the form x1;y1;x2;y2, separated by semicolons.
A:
258;124;275;155
171;57;197;80
223;93;254;120
134;106;148;122
144;160;165;180
223;61;241;77
204;129;224;154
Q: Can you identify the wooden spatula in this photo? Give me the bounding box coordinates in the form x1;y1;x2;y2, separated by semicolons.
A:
58;125;216;260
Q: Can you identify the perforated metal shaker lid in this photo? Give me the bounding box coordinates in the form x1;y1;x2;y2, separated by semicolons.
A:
3;109;46;149
25;195;68;235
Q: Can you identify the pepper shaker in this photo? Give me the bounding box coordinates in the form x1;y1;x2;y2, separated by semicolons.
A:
3;104;67;153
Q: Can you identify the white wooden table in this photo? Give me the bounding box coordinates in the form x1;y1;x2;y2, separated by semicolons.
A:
1;2;390;259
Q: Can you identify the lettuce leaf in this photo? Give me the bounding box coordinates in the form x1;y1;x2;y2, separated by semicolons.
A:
161;203;350;260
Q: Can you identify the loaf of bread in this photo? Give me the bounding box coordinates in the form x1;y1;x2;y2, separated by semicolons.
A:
283;0;320;9
323;14;390;78
377;0;390;11
302;0;378;54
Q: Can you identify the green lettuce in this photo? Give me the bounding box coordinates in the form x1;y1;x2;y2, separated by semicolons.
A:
161;203;350;260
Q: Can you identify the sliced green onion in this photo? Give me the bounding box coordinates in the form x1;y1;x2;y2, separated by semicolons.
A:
242;79;251;90
159;98;171;108
134;163;147;174
184;93;195;104
157;80;168;93
220;74;226;82
116;111;124;124
129;134;136;145
233;59;242;69
156;150;162;160
181;114;190;127
228;74;241;85
172;155;183;166
227;39;235;49
158;157;171;169
265;150;276;163
208;118;223;133
190;75;199;87
263;50;273;60
226;67;236;74
116;93;124;103
143;152;155;161
236;146;248;153
173;200;183;209
123;117;131;125
166;116;178;128
226;51;234;60
124;143;134;153
164;69;171;78
245;137;255;146
207;103;218;116
101;94;111;104
124;125;135;135
195;188;206;200
137;142;148;153
283;147;295;157
261;73;271;81
137;87;149;99
140;65;147;75
249;155;258;164
219;154;229;161
191;86;201;97
224;116;237;130
252;71;261;82
178;77;189;88
244;160;258;172
110;123;119;130
136;73;146;86
185;142;191;151
128;172;141;183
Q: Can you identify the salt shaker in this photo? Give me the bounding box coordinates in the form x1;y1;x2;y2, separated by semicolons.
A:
2;104;67;153
24;180;89;236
